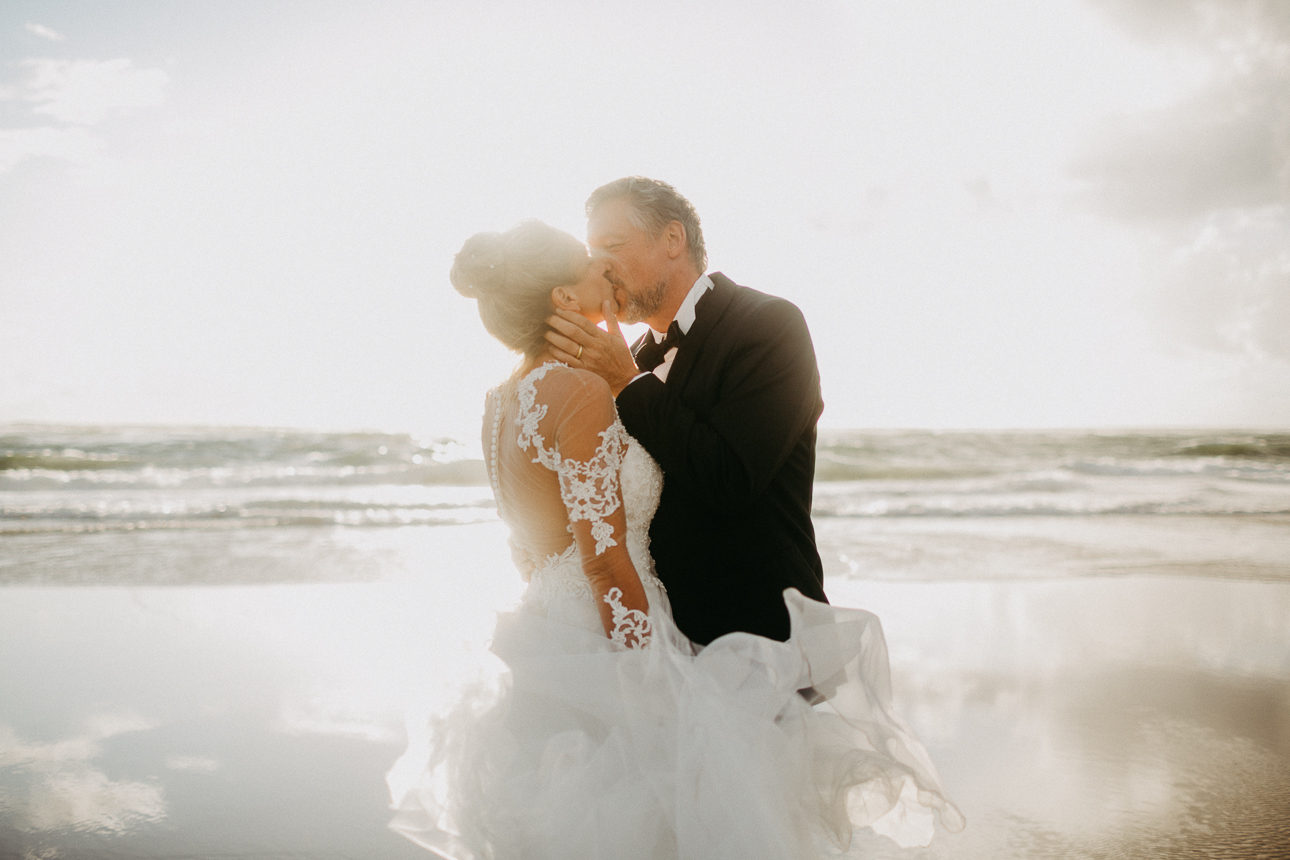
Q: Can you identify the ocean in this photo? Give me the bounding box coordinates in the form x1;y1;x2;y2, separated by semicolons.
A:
4;424;1289;584
2;424;1289;857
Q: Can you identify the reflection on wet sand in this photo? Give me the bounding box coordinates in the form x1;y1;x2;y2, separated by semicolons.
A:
1;523;1288;858
845;665;1290;859
0;718;165;837
827;574;1290;857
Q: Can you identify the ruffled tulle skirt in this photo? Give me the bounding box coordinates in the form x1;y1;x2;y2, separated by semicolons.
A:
387;588;964;860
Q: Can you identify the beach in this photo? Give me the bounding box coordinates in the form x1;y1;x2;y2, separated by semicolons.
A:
2;427;1289;857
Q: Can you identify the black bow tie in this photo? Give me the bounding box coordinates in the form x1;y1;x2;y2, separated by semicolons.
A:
634;320;683;373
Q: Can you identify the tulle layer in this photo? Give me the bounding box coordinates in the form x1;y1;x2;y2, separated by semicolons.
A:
388;589;964;860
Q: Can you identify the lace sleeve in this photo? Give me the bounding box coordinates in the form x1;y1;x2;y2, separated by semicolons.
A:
515;364;651;648
517;364;631;559
603;587;652;647
557;420;630;555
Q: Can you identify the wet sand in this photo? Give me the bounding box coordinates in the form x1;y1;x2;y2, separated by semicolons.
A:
2;520;1289;858
830;576;1290;858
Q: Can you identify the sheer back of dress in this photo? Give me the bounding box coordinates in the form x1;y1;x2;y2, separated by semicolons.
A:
482;363;628;570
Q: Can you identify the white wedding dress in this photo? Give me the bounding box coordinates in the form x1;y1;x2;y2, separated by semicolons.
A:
388;362;963;860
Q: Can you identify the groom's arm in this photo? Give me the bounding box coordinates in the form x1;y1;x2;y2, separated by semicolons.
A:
616;300;822;507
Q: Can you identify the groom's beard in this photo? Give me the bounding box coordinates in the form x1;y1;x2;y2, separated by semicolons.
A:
618;278;667;325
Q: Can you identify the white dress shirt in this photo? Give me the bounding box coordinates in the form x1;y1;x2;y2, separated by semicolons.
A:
643;274;713;383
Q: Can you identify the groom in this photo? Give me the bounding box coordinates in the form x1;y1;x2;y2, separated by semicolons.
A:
546;177;827;646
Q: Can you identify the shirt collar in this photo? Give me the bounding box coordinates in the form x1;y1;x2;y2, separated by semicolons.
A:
649;274;713;342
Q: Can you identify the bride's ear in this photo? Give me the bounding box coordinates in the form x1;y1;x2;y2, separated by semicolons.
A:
551;286;581;312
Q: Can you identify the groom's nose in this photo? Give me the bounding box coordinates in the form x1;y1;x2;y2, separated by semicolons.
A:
593;253;624;284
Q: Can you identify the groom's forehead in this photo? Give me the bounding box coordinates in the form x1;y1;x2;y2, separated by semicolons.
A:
587;197;640;243
588;222;626;246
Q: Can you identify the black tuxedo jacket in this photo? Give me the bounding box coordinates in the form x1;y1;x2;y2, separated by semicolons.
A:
616;272;826;646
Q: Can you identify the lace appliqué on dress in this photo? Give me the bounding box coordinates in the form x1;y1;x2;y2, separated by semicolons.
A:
514;363;557;469
558;421;629;555
604;587;652;649
521;543;592;612
514;363;629;557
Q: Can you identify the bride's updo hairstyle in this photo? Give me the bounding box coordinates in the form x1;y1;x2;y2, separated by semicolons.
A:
451;221;588;357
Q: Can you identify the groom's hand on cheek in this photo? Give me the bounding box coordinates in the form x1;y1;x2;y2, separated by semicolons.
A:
545;305;638;396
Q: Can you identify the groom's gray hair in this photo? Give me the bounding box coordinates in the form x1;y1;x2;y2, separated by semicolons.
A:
586;177;707;273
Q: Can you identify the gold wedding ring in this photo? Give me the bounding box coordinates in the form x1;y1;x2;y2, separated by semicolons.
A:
576;345;584;360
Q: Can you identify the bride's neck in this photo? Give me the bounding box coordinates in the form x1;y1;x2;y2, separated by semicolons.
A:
519;348;560;376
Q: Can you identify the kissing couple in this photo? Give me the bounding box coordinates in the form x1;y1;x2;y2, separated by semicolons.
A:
388;177;964;860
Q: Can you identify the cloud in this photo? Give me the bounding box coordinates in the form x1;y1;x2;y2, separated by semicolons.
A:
1158;206;1290;360
0;57;167;173
1076;0;1290;367
1071;88;1287;221
0;125;102;172
1073;2;1290;222
1087;0;1290;48
25;22;66;41
20;58;168;125
164;754;221;773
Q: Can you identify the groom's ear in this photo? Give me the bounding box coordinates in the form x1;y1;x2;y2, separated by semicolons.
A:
663;221;687;260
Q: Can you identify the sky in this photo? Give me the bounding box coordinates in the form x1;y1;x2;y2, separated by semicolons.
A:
1;0;1287;439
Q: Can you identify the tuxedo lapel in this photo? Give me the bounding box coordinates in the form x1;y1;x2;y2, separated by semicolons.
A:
665;272;736;390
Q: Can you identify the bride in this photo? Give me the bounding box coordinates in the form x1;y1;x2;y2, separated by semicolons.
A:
387;220;964;860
